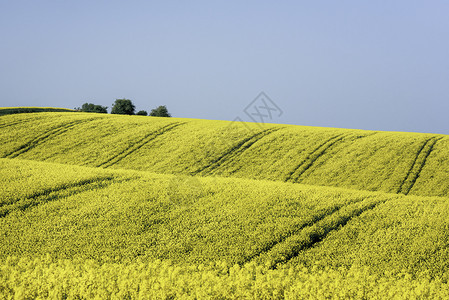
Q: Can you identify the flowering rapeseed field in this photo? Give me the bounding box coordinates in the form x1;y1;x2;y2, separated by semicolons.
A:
1;110;449;298
2;112;448;197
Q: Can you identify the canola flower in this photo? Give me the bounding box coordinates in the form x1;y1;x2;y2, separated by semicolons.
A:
1;256;448;299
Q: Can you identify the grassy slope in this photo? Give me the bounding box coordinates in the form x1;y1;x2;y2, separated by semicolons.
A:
1;112;448;197
1;158;449;279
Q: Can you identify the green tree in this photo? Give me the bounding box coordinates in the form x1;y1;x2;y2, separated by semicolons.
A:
79;103;108;114
149;105;171;117
136;110;148;116
111;99;135;115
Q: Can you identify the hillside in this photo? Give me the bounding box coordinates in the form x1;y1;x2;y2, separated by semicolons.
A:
1;111;449;297
1;157;449;298
1;112;448;197
1;158;449;274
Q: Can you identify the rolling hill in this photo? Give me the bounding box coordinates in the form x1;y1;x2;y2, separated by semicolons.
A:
1;112;448;197
1;111;449;298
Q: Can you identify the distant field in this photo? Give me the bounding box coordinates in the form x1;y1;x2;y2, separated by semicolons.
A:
0;107;75;115
1;112;448;197
1;111;449;297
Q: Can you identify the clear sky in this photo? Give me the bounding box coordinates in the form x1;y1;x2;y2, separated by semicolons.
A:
1;1;448;134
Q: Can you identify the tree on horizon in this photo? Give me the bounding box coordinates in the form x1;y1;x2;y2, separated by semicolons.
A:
149;105;171;117
111;99;135;115
78;103;107;114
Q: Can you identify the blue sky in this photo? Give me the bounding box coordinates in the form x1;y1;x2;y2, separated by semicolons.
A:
1;1;448;133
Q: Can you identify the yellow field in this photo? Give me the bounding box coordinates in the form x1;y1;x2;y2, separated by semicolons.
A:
1;111;449;298
1;112;449;197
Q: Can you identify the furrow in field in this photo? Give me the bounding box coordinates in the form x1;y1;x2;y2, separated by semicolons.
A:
255;194;399;269
397;137;442;195
242;194;369;265
0;121;23;129
192;128;281;176
210;128;283;173
3;118;97;158
0;176;131;218
285;133;349;183
97;122;186;168
240;202;348;265
0;175;112;208
0;115;48;129
296;132;378;181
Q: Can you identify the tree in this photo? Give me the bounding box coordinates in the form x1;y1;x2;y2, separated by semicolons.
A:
149;105;171;117
111;99;135;115
136;110;148;116
79;103;108;114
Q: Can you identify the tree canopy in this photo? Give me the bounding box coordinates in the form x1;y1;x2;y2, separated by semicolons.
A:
79;103;108;113
149;105;171;117
136;110;148;116
111;99;135;115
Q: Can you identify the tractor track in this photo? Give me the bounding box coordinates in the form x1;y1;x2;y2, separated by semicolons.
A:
249;195;399;269
191;127;282;176
0;176;133;218
285;133;349;183
397;136;442;195
295;132;378;181
97;122;186;168
3;118;97;158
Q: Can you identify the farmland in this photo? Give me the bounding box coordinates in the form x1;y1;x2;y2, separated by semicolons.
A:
1;111;449;298
1;112;449;197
